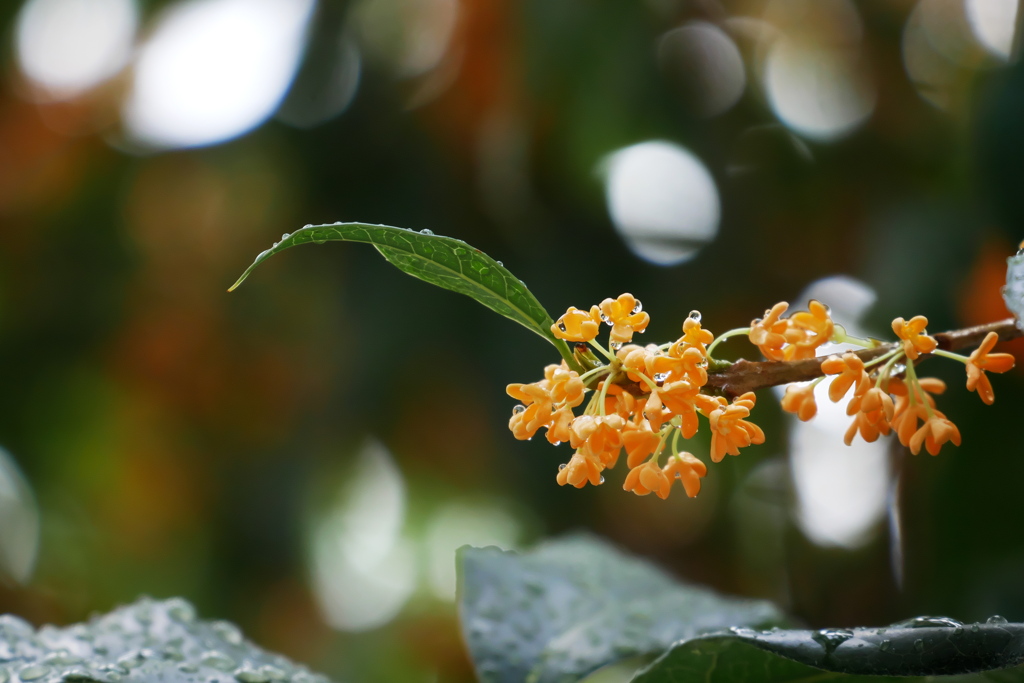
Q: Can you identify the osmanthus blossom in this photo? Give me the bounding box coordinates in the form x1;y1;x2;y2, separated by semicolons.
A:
509;295;1015;501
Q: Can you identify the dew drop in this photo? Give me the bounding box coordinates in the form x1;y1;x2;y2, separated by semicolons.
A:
972;623;980;632
552;441;562;446
280;233;290;241
599;476;605;484
729;627;757;637
558;322;567;332
914;639;925;652
234;667;270;683
896;616;963;629
311;232;327;245
688;310;701;321
987;615;1009;625
812;629;854;654
953;626;964;637
599;313;611;324
420;229;434;235
178;665;199;675
653;373;669;383
631;301;643;315
496;261;504;266
513;405;526;415
610;341;623;351
18;667;50;682
879;639;892;652
201;652;236;672
558;464;567;471
165;597;196;622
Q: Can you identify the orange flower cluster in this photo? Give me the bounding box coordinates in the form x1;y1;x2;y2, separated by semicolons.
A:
779;321;1014;456
509;294;764;499
511;294;1015;500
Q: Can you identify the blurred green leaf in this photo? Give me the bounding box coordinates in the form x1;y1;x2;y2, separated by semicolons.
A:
635;619;1024;682
229;223;578;369
0;597;332;683
456;535;784;683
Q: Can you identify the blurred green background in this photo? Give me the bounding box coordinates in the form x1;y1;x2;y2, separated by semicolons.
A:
1;0;1024;680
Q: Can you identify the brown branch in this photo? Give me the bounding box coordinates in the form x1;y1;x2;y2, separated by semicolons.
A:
705;318;1022;399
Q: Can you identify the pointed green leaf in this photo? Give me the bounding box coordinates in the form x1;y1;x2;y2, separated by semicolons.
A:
229;223;576;367
456;535;785;683
634;620;1024;683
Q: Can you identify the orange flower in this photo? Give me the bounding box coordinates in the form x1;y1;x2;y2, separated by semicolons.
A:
546;363;585;406
782;300;834;360
599;293;650;347
557;450;604;488
663;452;707;498
657;380;701;437
506;379;554;440
821;353;870;402
601;383;638;418
965;331;1015;405
708;392;765;462
890;378;945;448
891;315;937;360
781;383;817;421
909;414;961;456
569;414;625;467
843;387;894;445
669;316;714;357
552;306;601;342
617;344;658;383
546;406;574;445
623;420;662;468
749;302;789;361
623;459;671;499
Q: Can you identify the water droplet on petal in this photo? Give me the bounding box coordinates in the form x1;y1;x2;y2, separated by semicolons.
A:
558;463;567;471
600;313;611;324
653;373;669;382
599;476;605;484
513;405;526;415
689;310;701;321
631;301;643;315
557;322;567;333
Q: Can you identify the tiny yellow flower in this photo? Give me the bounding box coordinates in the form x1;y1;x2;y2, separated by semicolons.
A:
782;300;834;361
909;414;961;456
662;452;707;498
556;450;604;488
891;315;937;360
821;353;870;403
623;459;671;499
749;302;789;361
708;392;765;462
599;293;650;347
965;331;1015;405
780;383;817;421
551;306;601;342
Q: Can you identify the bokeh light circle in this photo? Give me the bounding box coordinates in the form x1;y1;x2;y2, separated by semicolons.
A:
602;141;720;266
122;0;315;149
15;0;137;100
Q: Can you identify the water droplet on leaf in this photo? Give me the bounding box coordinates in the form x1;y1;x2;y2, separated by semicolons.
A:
914;638;925;652
420;229;434;235
879;639;892;652
987;615;1009;625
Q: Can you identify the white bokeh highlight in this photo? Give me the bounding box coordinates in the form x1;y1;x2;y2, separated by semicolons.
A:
602;141;720;266
123;0;315;149
765;39;876;141
15;0;137;100
781;276;890;549
309;439;416;631
966;0;1018;60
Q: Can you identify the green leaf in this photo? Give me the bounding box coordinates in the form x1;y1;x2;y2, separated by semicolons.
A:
229;223;577;369
0;597;332;683
456;535;785;683
634;619;1024;683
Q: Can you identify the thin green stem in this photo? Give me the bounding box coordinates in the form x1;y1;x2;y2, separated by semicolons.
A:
579;365;611;383
588;338;616;362
932;349;969;364
597;372;614;416
874;351;904;390
705;327;751;360
830;324;881;348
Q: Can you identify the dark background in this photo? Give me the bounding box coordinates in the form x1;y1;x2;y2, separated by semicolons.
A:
1;0;1024;680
